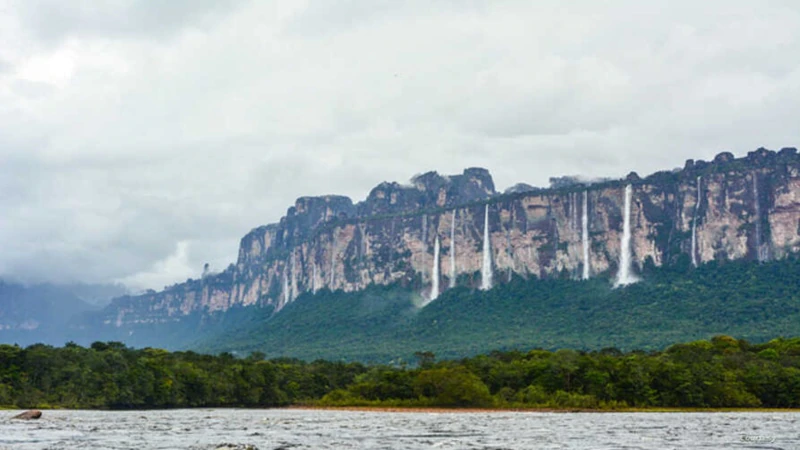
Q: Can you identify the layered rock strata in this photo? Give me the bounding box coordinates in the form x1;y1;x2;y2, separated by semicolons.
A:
101;149;800;328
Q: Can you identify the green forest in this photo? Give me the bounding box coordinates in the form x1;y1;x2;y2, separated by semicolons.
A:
197;255;800;362
2;335;800;410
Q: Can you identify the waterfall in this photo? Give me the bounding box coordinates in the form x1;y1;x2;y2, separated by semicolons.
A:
691;176;701;267
282;263;290;304
506;228;513;283
290;251;297;301
753;172;766;262
481;204;493;291
567;193;573;229
449;209;457;288
581;190;590;280
615;184;638;287
422;215;428;245
311;263;317;293
569;193;574;228
430;236;440;302
572;192;579;230
329;244;336;288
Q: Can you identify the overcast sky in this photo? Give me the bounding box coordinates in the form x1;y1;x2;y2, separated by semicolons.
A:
1;0;799;292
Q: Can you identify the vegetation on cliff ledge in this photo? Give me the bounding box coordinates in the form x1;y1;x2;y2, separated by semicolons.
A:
2;335;800;410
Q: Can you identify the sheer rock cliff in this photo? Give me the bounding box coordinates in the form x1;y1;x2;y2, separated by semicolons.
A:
98;148;800;330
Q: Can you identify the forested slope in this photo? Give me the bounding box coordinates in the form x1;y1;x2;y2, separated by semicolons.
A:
197;256;800;362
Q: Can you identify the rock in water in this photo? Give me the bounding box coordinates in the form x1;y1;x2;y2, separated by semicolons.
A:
212;445;258;450
12;410;42;420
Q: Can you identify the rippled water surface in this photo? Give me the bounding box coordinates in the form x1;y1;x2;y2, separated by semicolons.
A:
1;409;798;449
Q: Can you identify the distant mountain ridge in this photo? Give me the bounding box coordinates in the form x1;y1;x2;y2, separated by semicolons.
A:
0;281;98;345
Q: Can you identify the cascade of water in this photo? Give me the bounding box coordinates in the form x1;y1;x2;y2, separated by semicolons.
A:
691;176;701;267
506;228;513;283
567;193;573;229
449;210;457;288
282;263;290;304
357;224;365;262
572;192;579;230
422;215;428;245
359;224;370;283
614;184;638;287
582;190;590;280
329;244;336;288
753;172;765;262
508;207;516;282
481;204;493;291
311;263;317;293
290;251;297;301
430;236;440;302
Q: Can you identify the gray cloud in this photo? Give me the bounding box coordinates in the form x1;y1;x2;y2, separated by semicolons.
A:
12;0;247;43
1;1;799;290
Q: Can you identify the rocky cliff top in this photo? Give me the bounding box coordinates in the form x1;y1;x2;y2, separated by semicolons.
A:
684;147;797;172
238;167;499;262
357;167;496;217
238;148;800;263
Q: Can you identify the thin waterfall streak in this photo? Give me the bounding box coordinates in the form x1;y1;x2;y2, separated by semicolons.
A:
481;204;493;290
568;193;573;229
282;263;290;304
290;251;297;301
329;244;335;288
615;185;638;287
582;190;590;280
506;228;513;283
430;236;440;302
753;173;765;262
422;215;427;245
691;176;701;267
572;192;578;231
449;210;457;288
569;193;574;229
508;207;516;281
360;224;367;260
569;192;576;230
312;263;317;293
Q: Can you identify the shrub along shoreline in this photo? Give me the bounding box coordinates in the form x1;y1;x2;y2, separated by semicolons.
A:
2;335;800;410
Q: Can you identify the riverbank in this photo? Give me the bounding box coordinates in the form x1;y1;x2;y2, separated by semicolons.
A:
4;404;800;414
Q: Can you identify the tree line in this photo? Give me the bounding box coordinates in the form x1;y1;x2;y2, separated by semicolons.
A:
2;335;800;409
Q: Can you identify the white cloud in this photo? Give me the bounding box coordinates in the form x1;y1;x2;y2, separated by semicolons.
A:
118;240;195;292
1;0;799;290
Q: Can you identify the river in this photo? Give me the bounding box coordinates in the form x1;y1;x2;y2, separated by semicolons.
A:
2;408;798;449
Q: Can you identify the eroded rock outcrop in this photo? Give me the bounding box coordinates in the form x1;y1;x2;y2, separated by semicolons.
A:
11;410;42;420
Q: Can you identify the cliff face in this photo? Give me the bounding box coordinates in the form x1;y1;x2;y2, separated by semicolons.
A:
99;149;800;329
